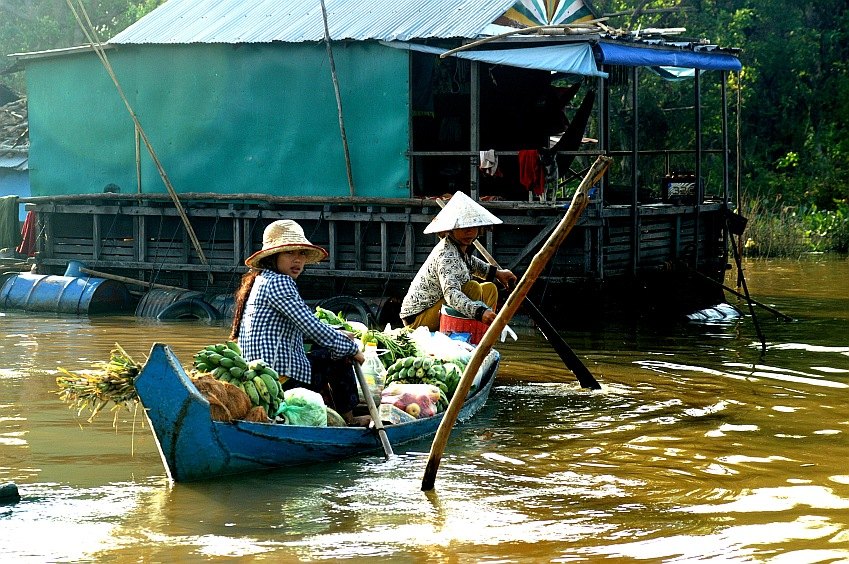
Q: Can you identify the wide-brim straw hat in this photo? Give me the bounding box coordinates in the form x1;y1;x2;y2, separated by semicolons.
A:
423;191;503;234
245;220;328;268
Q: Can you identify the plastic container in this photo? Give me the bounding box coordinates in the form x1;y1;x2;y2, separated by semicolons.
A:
358;342;386;405
439;305;488;344
0;272;133;315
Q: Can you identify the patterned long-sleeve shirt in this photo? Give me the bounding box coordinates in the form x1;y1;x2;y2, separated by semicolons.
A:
237;270;359;384
400;237;495;321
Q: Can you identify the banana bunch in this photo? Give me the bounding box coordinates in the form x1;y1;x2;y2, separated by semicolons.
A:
383;355;465;411
193;342;285;416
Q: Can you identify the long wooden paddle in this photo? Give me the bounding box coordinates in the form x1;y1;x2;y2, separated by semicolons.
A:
353;362;393;459
422;155;612;491
433;200;601;389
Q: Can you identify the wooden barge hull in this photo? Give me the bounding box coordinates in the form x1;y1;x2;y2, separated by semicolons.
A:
22;193;728;322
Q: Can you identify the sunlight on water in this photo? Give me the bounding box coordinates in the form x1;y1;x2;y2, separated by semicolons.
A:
1;257;848;560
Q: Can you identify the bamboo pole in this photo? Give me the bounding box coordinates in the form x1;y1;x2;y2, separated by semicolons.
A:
421;155;612;491
320;0;356;196
78;266;190;292
439;19;609;58
64;0;212;281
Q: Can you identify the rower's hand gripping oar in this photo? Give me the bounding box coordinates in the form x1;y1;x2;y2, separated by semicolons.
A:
353;362;393;459
433;199;601;390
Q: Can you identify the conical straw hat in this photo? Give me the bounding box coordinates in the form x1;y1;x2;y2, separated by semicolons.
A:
245;220;328;267
423;191;503;234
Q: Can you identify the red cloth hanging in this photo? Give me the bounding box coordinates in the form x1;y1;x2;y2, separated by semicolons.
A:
17;210;37;257
518;149;544;196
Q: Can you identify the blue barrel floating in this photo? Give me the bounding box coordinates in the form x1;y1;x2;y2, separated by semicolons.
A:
0;272;133;314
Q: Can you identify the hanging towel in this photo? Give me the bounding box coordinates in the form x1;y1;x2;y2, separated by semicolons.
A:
518;150;544;196
0;196;21;251
479;149;501;177
17;210;37;257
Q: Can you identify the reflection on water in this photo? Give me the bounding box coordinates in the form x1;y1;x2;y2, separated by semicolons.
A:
1;257;848;561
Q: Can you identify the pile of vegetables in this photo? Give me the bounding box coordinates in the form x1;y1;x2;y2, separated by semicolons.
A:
384;355;464;403
55;344;142;422
359;329;419;370
314;305;420;370
313;306;480;421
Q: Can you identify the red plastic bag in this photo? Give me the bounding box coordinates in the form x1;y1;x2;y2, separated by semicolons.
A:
380;383;439;418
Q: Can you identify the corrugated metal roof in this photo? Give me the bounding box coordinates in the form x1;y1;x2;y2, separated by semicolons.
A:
0;154;28;171
109;0;520;45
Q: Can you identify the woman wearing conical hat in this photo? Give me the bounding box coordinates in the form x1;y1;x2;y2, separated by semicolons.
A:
400;192;517;331
230;219;368;425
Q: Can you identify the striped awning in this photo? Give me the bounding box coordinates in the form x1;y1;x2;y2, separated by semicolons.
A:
498;0;595;27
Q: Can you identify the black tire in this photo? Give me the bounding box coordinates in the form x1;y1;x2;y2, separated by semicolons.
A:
135;289;204;317
156;297;221;321
315;295;377;328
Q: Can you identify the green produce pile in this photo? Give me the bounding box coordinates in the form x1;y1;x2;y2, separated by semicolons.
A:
55;344;141;422
313;305;420;371
383;356;467;411
360;329;419;370
314;306;355;332
193;341;285;417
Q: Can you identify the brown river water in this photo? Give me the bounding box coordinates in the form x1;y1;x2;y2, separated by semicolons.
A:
2;257;848;562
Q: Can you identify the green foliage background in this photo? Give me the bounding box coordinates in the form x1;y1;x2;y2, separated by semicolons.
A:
1;1;847;251
593;0;849;253
1;1;163;93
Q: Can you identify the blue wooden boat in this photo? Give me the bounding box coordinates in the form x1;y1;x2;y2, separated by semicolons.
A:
135;343;500;482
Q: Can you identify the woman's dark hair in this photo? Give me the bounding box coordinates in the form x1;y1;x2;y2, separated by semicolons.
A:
229;255;277;340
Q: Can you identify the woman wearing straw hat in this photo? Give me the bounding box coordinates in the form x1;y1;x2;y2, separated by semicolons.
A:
400;192;517;331
230;220;368;426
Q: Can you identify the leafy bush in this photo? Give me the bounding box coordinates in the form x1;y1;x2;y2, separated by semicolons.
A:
739;198;849;256
802;202;849;253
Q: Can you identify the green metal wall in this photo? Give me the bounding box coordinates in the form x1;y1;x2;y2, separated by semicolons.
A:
26;42;410;198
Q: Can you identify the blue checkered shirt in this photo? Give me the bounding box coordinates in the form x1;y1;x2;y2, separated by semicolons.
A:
237;270;359;384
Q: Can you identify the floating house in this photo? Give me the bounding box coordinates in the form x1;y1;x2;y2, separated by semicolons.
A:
7;0;743;324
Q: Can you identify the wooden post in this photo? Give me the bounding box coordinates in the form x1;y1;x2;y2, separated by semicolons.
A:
421;155;612;491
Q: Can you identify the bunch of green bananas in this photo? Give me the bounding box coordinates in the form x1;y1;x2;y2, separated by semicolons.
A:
193;342;285;416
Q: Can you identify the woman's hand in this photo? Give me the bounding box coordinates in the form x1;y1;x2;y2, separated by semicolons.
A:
481;309;496;324
353;351;365;365
495;268;517;288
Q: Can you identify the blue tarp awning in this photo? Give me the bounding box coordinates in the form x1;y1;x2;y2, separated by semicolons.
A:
383;41;608;78
594;41;742;72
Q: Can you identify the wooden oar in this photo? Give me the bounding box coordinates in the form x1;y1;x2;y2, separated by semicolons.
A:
353;362;393;459
421;155;612;491
433;199;601;389
519;298;601;389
